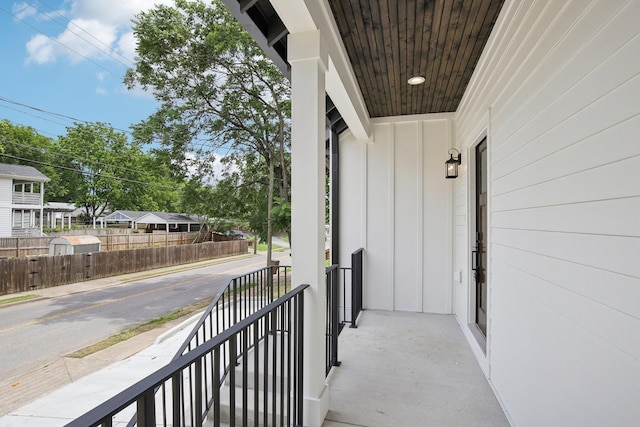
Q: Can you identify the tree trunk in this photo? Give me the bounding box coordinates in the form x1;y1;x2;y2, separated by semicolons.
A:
266;158;274;267
277;119;291;249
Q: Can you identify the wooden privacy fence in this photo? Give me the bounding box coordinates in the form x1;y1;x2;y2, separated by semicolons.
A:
0;232;202;258
0;240;248;296
0;237;50;258
99;232;200;251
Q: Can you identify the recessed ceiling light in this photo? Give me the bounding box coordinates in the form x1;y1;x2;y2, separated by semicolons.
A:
407;76;425;85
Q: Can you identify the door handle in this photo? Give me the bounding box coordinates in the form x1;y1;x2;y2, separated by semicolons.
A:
471;250;478;271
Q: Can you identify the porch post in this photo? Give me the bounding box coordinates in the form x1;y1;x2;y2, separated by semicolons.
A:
288;30;329;427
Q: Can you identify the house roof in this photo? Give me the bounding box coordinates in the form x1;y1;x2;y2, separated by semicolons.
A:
222;0;504;123
104;210;149;221
136;212;200;224
0;163;50;182
105;210;200;224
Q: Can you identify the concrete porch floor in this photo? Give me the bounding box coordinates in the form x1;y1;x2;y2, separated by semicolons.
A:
322;310;510;427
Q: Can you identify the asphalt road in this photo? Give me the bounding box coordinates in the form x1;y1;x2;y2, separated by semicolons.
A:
0;253;287;380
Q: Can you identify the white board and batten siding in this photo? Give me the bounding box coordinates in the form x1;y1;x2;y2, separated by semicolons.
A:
454;0;640;425
339;115;454;314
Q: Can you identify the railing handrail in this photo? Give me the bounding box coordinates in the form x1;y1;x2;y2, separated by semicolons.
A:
66;284;309;427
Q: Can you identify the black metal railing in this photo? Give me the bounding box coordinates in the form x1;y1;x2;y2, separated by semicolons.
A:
67;285;308;427
325;264;341;376
122;264;292;426
350;248;364;327
175;264;291;358
325;248;364;376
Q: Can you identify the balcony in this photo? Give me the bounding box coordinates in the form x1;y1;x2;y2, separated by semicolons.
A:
11;191;42;206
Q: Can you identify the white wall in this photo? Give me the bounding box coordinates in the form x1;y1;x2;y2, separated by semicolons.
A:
340;115;454;314
0;178;11;237
454;0;640;425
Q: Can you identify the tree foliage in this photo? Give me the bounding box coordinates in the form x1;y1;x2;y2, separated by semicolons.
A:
0;120;183;220
126;0;291;259
0;120;63;201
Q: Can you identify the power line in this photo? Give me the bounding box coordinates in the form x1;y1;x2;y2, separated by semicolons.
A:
0;153;177;190
0;106;72;137
0;95;134;136
1;139;154;177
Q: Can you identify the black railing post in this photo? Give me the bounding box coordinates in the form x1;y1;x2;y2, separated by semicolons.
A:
350;249;363;328
325;265;341;376
296;291;305;427
330;266;341;368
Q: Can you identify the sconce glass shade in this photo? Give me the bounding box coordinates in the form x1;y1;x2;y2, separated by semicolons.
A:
446;150;462;179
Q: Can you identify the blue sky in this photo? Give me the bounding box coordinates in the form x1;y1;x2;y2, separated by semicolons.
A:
0;0;173;140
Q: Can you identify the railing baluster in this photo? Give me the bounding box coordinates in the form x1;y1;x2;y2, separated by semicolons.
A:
171;373;181;427
279;303;286;426
136;389;155;427
253;321;259;427
286;298;292;426
271;310;277;427
213;347;221;427
263;315;269;427
242;326;248;426
229;335;237;427
195;359;203;427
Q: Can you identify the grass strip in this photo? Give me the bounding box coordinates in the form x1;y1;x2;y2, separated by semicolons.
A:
67;299;212;359
0;294;39;305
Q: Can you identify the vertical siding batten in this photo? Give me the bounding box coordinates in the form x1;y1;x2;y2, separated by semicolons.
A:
416;122;424;312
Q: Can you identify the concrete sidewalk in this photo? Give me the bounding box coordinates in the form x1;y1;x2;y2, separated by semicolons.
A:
0;312;200;426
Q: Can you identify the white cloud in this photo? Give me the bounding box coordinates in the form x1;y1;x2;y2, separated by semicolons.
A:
117;31;138;63
96;87;108;95
26;34;56;64
71;0;174;27
59;18;119;63
13;2;37;20
24;0;175;66
114;82;155;100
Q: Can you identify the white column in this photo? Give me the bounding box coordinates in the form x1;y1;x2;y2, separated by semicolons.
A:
288;30;329;427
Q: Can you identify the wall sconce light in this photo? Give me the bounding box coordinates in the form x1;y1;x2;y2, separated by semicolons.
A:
446;148;462;179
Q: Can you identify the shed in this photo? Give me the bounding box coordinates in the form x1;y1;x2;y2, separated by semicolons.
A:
49;235;102;256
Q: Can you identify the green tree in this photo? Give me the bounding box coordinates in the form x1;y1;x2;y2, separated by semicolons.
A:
126;0;291;264
0;120;64;201
55;122;174;223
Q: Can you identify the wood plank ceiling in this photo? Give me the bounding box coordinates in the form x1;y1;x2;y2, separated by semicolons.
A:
327;0;505;117
223;0;504;120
